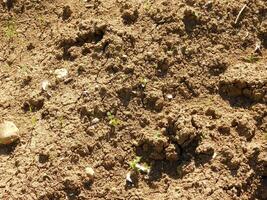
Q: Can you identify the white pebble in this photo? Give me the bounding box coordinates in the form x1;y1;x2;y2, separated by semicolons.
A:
166;94;173;99
41;80;50;91
91;118;100;124
55;68;68;79
85;167;95;179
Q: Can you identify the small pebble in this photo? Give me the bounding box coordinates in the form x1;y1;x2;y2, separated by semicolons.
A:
147;51;153;56
85;167;95;180
166;94;173;99
0;121;19;145
91;118;100;124
41;80;50;91
55;68;68;79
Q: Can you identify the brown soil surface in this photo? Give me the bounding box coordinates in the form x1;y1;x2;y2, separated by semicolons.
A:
0;0;267;199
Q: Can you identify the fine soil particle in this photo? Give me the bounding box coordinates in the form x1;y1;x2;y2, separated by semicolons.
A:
0;0;267;199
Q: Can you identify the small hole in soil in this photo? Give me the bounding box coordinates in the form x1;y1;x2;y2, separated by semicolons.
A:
0;142;19;155
23;99;44;112
93;30;105;43
5;0;14;10
39;154;49;163
83;181;92;190
260;35;267;48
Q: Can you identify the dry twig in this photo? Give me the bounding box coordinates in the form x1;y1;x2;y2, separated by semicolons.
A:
235;4;247;25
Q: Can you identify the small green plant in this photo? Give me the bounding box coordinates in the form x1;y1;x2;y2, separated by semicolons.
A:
129;156;142;171
31;116;37;126
200;131;207;140
38;15;46;26
242;55;259;63
4;20;17;39
28;105;38;127
154;131;161;138
29;105;33;113
59;116;65;127
129;156;151;173
143;0;151;11
107;112;121;126
139;77;148;88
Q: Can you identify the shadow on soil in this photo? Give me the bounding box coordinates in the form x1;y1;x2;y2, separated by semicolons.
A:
0;141;19;155
126;139;213;189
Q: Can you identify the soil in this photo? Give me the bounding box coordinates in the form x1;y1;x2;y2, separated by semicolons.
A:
0;0;267;199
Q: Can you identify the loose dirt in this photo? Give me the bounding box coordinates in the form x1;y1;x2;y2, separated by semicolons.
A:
0;0;266;199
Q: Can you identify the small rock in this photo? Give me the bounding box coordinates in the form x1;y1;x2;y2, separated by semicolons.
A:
0;121;19;144
122;54;128;60
91;118;100;124
41;80;50;91
146;51;153;57
166;94;173;100
85;167;95;180
55;68;68;79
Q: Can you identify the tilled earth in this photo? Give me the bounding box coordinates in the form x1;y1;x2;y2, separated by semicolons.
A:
0;0;267;199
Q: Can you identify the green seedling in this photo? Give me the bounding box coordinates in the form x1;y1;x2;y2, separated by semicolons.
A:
242;55;259;63
38;15;46;26
28;105;38;127
129;156;150;173
31;116;37;127
129;156;142;171
143;0;151;11
200;131;207;140
107;112;121;126
139;77;148;88
4;20;17;39
59;116;65;127
154;131;161;138
29;105;33;113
